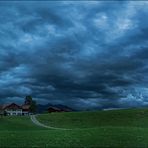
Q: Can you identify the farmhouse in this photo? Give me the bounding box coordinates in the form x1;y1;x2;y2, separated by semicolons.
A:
48;107;62;113
0;103;31;116
47;106;72;113
22;104;31;115
3;103;22;115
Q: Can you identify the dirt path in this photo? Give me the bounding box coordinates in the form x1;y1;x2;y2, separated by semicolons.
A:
30;115;71;130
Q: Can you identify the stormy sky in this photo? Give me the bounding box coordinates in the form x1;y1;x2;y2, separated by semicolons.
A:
0;1;148;109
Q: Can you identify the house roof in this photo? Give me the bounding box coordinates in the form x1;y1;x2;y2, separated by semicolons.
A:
48;106;61;111
22;104;30;110
47;106;72;112
0;103;31;111
0;104;10;110
3;103;22;110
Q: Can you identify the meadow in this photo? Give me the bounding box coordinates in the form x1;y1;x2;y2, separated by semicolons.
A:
0;109;148;147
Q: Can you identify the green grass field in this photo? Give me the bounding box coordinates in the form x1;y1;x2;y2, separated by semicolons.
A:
37;109;148;128
1;109;148;147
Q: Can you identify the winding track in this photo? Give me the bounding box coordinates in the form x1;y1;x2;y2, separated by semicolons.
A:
30;115;71;130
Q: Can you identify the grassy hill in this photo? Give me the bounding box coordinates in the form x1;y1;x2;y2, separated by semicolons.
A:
37;108;148;128
0;116;44;131
0;109;148;147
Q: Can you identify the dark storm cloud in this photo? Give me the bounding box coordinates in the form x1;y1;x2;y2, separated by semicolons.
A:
0;1;148;109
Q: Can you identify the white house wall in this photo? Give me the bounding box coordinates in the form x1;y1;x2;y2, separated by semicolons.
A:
5;109;23;115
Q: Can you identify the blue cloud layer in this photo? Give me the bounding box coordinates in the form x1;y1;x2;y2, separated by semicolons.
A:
0;1;148;109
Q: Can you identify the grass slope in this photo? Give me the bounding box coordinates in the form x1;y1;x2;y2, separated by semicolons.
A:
0;127;148;148
0;116;44;131
0;109;148;147
37;108;148;128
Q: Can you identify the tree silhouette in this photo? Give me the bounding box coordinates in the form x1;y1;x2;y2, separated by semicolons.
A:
25;96;37;113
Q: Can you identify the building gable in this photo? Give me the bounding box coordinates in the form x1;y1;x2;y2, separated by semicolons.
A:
4;103;22;110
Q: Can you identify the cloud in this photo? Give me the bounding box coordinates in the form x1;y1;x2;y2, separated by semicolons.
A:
0;1;148;109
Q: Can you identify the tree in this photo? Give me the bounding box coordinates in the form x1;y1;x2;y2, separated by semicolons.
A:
30;100;37;113
25;96;37;113
25;95;32;105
